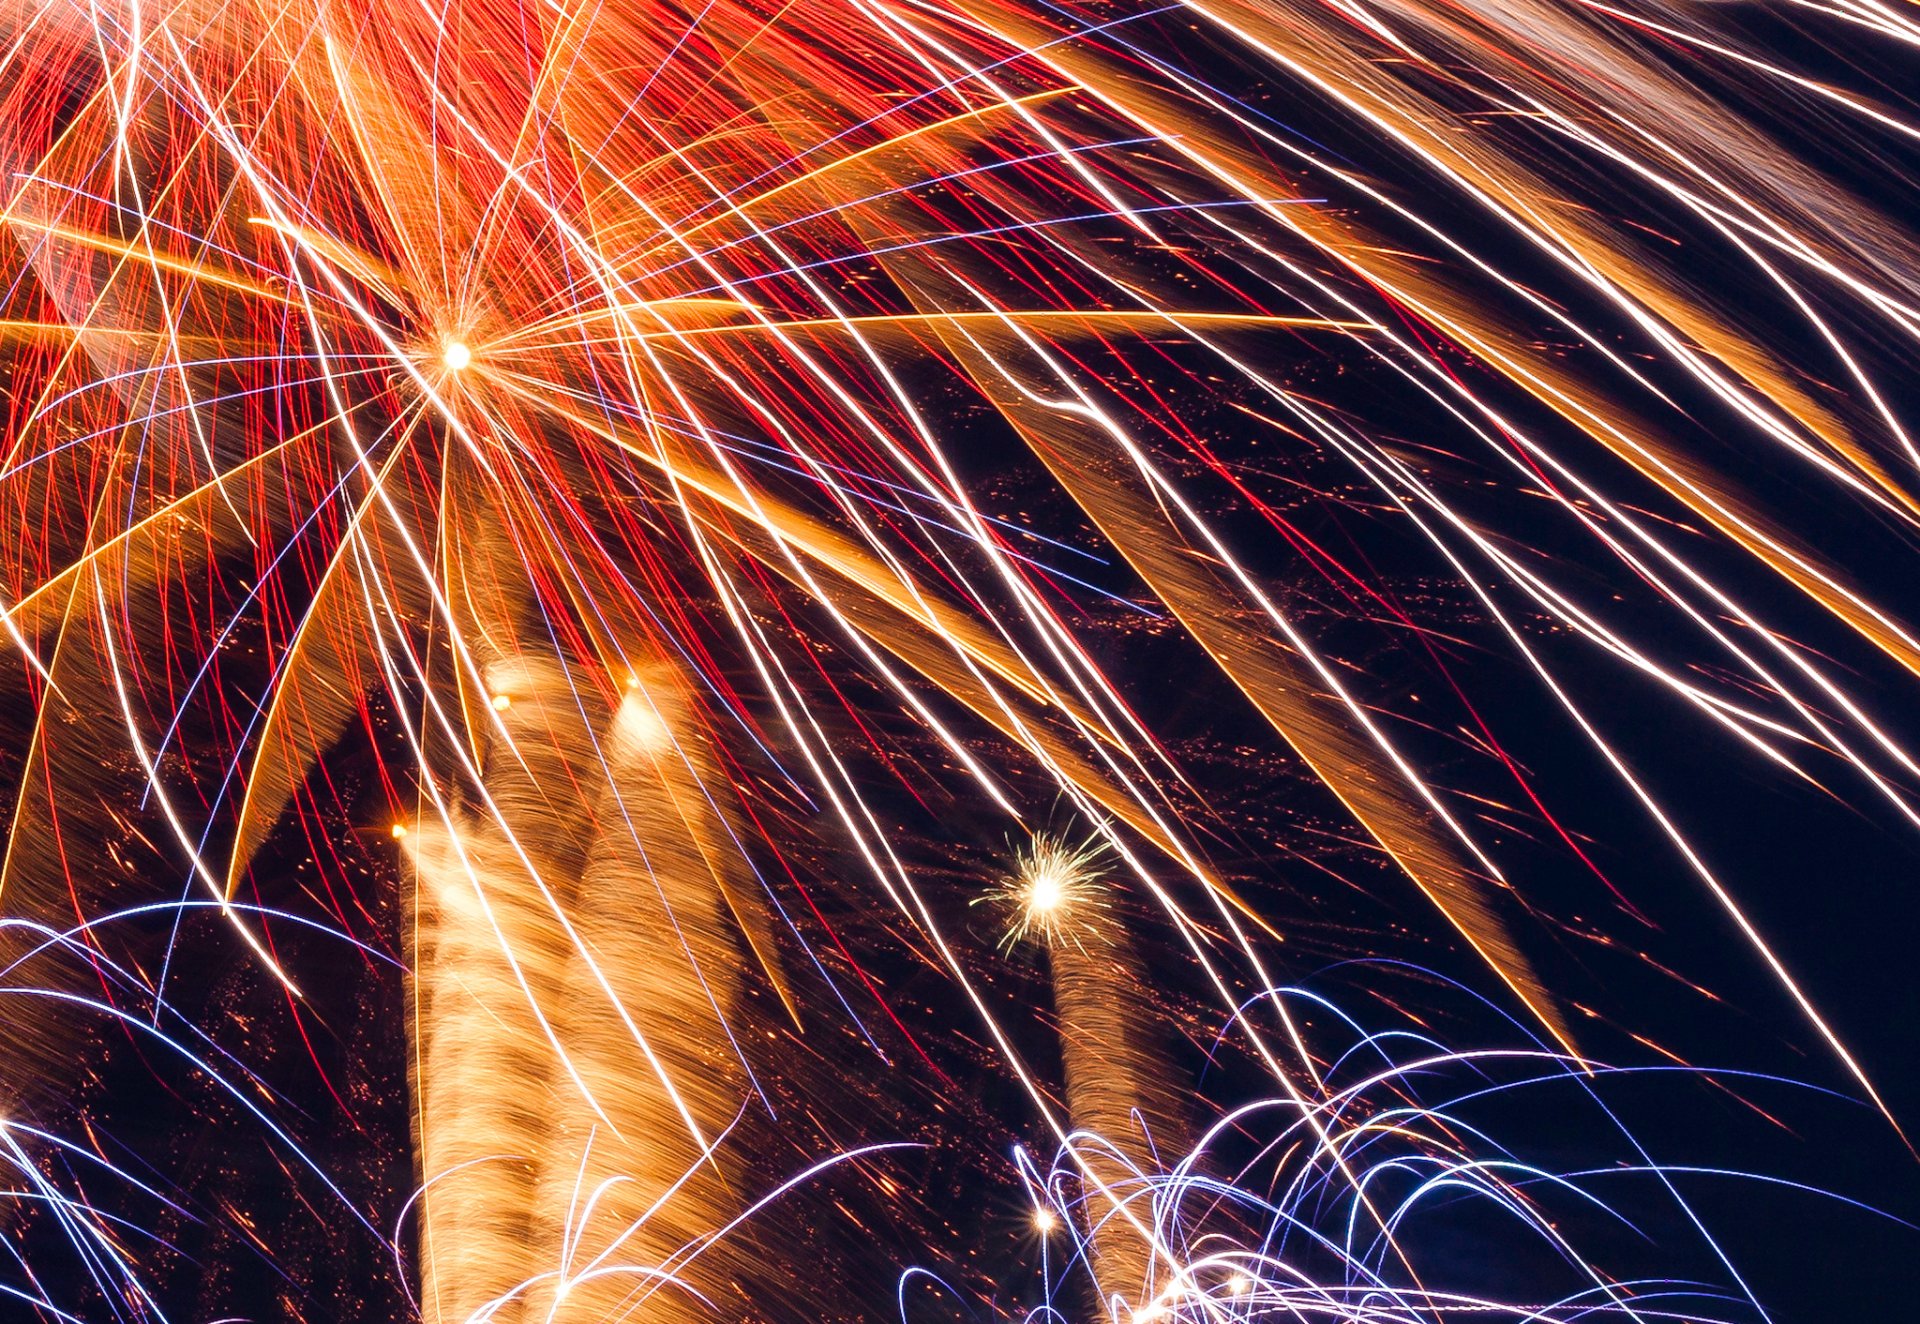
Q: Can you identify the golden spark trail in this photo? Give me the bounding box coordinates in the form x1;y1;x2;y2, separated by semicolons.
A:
407;654;600;1324
521;663;757;1324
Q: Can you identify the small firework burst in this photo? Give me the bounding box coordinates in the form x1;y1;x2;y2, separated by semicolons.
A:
982;830;1116;952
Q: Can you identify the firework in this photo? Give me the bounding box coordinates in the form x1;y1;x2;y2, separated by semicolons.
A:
1;0;1917;1318
992;974;1870;1324
987;833;1188;1318
403;656;764;1324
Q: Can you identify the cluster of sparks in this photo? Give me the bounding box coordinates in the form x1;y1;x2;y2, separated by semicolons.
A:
997;983;1869;1324
1;0;1918;1319
983;829;1111;950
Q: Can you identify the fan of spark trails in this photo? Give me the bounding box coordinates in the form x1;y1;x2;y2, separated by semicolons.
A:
3;0;1920;1318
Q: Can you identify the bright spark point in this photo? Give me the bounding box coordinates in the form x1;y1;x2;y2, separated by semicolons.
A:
1032;1207;1057;1234
1026;869;1064;913
1227;1274;1250;1297
442;339;473;372
490;693;512;711
979;829;1112;950
390;822;408;840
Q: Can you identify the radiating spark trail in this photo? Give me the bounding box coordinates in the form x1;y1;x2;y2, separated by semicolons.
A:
0;0;1916;1318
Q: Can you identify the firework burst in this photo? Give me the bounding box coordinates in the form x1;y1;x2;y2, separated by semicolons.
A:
1;0;1918;1318
984;830;1112;952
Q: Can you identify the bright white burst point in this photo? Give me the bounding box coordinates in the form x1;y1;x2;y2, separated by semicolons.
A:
443;339;473;372
1032;1207;1057;1234
1026;869;1064;913
981;829;1112;950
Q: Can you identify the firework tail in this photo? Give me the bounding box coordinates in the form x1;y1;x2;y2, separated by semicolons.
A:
406;650;598;1324
1050;911;1188;1320
521;660;758;1324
